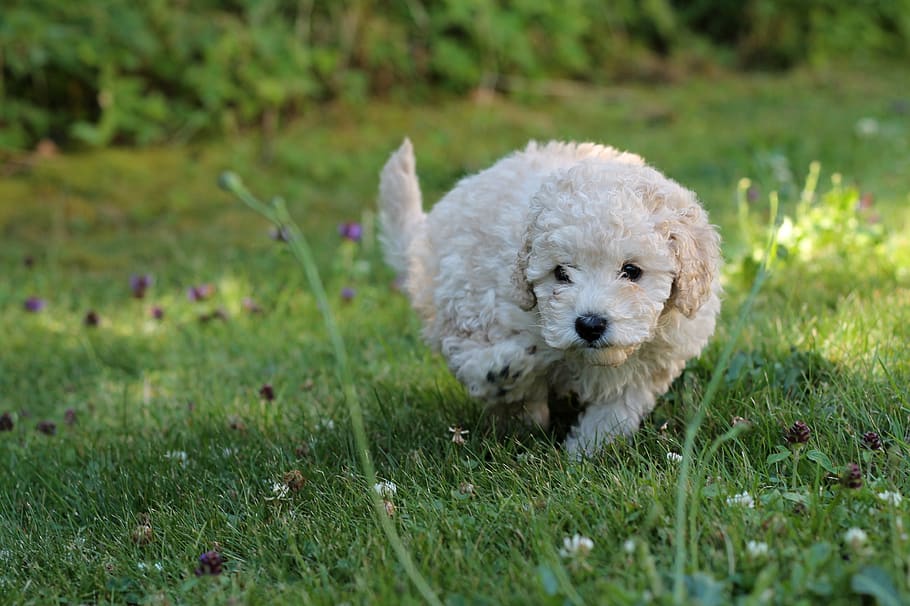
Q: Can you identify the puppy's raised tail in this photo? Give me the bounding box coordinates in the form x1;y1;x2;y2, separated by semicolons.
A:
378;138;426;278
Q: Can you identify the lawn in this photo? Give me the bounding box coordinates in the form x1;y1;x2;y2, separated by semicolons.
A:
1;65;909;605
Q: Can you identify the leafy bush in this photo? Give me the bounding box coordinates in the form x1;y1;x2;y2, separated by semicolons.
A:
2;0;909;149
731;161;910;294
672;0;910;67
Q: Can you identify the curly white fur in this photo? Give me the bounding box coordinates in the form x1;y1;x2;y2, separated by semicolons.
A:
379;139;721;457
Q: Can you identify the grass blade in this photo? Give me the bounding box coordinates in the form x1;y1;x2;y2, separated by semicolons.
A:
219;172;443;606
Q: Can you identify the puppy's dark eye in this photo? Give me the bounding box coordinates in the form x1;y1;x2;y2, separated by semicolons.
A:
554;265;572;284
620;263;642;282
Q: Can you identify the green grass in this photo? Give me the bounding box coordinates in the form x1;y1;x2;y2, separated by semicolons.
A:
1;65;910;605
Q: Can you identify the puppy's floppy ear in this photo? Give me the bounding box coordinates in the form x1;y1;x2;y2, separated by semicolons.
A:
511;211;538;311
661;200;721;318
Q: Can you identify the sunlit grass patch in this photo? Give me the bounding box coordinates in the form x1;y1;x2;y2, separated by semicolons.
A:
1;66;909;604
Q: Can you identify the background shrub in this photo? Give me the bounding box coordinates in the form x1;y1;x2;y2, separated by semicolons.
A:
2;0;908;149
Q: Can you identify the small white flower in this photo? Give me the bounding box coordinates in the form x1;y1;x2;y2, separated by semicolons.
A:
666;452;683;463
559;534;594;558
877;491;903;506
164;450;188;467
448;426;469;445
137;562;148;571
154;562;163;571
373;480;397;498
319;418;335;431
622;539;636;554
844;527;868;551
746;540;769;558
855;117;880;137
726;491;755;509
269;481;290;500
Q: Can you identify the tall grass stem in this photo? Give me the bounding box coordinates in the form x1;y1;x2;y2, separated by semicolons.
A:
219;172;443;606
671;206;779;603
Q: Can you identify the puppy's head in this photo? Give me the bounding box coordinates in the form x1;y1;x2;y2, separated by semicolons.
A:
512;160;720;366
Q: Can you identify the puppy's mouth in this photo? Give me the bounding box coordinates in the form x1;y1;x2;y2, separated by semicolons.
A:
577;342;640;367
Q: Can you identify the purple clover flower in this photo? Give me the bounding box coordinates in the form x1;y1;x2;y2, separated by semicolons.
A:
187;284;215;302
785;421;810;445
841;462;863;489
150;306;165;320
341;287;356;302
862;431;883;451
338;222;363;242
84;310;100;327
195;550;224;576
130;274;153;299
198;308;228;323
242;297;262;314
259;384;275;401
36;420;56;435
24;297;46;312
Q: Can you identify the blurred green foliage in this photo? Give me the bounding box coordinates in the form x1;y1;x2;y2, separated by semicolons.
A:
2;0;908;149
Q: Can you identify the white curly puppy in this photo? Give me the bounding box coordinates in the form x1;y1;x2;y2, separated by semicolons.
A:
379;139;721;457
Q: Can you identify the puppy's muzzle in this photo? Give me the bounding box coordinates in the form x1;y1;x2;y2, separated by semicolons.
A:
575;314;608;344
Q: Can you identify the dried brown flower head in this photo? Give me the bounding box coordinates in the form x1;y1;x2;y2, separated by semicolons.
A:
283;470;306;492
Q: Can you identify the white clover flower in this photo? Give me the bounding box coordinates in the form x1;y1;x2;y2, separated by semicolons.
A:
855;117;880;137
622;539;636;554
373;480;397;498
844;527;868;551
666;452;683;463
726;491;756;509
746;540;769;558
877;491;903;506
269;481;290;500
164;450;188;467
559;534;594;558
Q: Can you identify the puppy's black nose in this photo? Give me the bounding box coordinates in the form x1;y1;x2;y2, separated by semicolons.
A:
575;314;608;343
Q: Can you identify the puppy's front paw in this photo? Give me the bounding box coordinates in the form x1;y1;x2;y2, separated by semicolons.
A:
563;403;641;459
456;341;539;402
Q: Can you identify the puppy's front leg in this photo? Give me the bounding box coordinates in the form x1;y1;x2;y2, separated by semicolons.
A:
441;335;553;426
563;387;656;458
